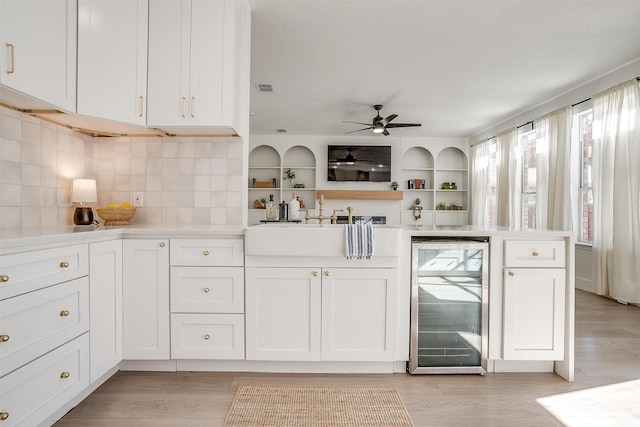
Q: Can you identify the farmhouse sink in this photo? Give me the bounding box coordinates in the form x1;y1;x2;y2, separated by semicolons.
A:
245;223;401;257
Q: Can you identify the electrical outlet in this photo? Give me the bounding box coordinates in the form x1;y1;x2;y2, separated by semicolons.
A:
133;192;144;207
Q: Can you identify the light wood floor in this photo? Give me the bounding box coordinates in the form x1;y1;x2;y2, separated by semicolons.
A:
55;290;640;426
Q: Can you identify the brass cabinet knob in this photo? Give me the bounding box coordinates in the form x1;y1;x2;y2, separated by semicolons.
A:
203;250;210;256
324;271;330;276
204;334;211;340
532;251;539;257
0;275;8;282
159;242;165;247
60;310;70;317
60;371;70;379
60;261;70;268
203;287;210;293
0;412;9;421
0;335;9;343
313;271;318;277
508;271;515;277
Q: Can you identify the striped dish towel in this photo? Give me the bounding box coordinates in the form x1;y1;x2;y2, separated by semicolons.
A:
344;223;374;259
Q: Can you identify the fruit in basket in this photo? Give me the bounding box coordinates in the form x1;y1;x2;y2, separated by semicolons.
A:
106;203;119;208
121;202;132;208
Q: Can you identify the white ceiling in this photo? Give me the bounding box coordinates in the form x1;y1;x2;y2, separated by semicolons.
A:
247;0;640;138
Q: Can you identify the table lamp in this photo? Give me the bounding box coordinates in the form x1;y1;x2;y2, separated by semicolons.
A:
71;179;97;225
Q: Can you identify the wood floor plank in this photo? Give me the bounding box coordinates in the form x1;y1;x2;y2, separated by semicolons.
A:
54;290;640;426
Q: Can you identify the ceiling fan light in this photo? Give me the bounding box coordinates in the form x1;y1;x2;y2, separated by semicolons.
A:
373;123;385;133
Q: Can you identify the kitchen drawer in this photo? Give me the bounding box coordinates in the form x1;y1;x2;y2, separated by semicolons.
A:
170;267;244;313
0;243;89;299
170;313;244;359
0;333;89;427
0;277;89;377
170;239;243;267
504;240;565;268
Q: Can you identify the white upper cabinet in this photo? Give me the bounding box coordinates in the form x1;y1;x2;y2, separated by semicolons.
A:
77;0;148;126
0;0;77;112
147;0;250;136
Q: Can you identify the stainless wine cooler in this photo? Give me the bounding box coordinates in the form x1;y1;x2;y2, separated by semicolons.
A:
409;238;489;374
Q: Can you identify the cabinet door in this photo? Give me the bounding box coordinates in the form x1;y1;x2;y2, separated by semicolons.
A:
245;267;321;361
503;268;565;360
89;240;123;383
321;268;397;361
77;0;148;125
122;239;170;360
0;0;76;111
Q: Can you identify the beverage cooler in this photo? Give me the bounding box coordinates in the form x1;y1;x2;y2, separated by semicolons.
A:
409;238;489;374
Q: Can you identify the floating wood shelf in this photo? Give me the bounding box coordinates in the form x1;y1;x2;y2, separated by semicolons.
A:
316;190;404;200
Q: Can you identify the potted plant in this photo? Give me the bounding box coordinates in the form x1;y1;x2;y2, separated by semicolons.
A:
391;181;399;191
283;169;296;188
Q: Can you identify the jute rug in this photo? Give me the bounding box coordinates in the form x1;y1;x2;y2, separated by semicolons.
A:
224;385;414;427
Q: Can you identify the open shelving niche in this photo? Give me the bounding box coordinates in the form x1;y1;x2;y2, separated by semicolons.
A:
401;146;468;226
248;145;316;224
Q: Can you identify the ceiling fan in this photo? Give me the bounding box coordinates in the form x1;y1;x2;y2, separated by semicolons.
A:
343;104;421;136
328;146;361;164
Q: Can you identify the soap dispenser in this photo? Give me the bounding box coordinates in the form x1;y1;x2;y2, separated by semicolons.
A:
266;194;277;221
289;192;300;220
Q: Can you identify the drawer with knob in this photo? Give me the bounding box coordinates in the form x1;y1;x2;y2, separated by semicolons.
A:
170;267;244;313
0;244;88;299
170;313;244;359
170;239;243;267
0;278;89;376
504;240;565;268
0;333;89;427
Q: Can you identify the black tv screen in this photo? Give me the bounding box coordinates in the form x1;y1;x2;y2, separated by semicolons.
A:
328;145;391;182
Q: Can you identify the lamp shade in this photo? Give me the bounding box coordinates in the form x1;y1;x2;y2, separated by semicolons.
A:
71;179;97;204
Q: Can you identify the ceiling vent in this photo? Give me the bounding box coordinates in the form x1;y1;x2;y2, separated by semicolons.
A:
256;84;273;92
276;128;287;133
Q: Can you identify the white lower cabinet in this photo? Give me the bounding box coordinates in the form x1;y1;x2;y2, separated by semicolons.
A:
170;313;244;359
122;239;170;360
503;240;566;360
0;333;89;427
89;240;123;383
245;267;397;362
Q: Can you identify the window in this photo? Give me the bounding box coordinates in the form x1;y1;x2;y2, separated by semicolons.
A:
520;130;537;230
577;110;594;243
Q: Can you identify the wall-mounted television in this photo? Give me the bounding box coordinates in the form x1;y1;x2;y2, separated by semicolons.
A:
327;145;391;182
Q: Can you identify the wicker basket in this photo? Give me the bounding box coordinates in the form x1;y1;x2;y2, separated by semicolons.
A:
96;207;136;225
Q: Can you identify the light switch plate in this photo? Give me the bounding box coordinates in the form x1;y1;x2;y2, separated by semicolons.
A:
133;192;144;207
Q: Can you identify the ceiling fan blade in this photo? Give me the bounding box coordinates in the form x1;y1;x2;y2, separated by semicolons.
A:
345;126;373;134
381;114;398;126
382;129;390;136
385;123;422;128
343;120;372;126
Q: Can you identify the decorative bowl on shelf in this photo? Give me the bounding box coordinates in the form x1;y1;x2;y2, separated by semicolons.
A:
96;207;136;225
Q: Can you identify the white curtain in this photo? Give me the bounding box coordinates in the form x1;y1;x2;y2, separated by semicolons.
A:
470;141;489;225
534;106;574;230
592;79;640;304
495;128;518;227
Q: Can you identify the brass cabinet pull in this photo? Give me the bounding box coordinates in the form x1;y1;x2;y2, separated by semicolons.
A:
190;96;196;118
5;43;14;74
138;96;144;117
324;271;330;276
313;271;318;277
0;275;8;282
159;242;165;247
204;334;210;340
532;251;539;257
203;287;210;293
0;412;9;421
0;335;9;343
60;261;70;268
60;371;70;379
508;271;515;277
181;96;186;118
203;250;209;256
60;310;70;317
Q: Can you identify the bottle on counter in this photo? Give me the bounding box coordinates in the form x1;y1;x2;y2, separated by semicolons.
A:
289;192;300;220
266;194;277;221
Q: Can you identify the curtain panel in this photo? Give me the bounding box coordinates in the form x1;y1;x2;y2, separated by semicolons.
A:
591;79;640;304
495;128;518;227
470;142;489;225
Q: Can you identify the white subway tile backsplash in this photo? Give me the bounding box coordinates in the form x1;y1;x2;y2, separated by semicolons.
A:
22;186;41;207
21;164;41;186
0;207;22;228
0;113;22;140
194;175;211;191
1;137;21;162
1;160;21;185
162;192;178;208
1;184;21;206
162;207;178;224
146;175;164;191
178;142;195;158
131;158;147;175
211;175;227;191
178;158;194;174
211;158;227;175
114;158;130;175
178;207;194;225
162;141;179;158
22;120;42;145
